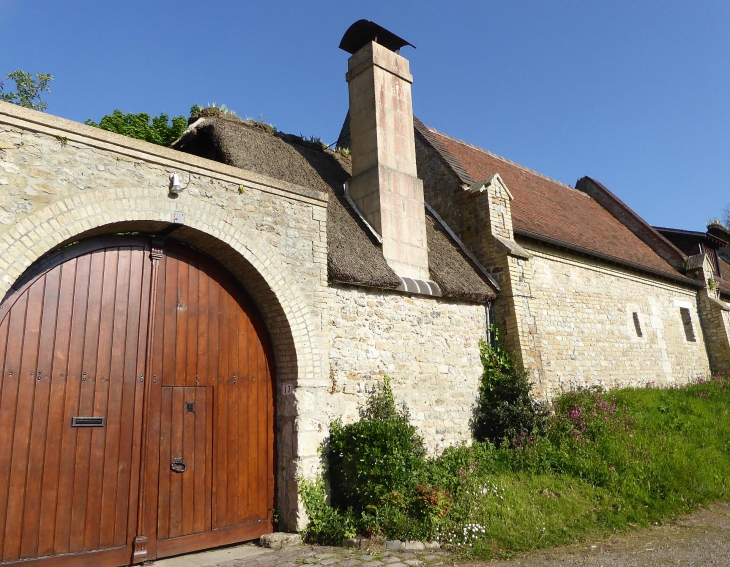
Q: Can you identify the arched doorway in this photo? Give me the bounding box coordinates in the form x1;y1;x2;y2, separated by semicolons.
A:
0;236;275;566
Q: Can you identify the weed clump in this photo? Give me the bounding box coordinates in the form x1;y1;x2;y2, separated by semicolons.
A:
473;327;548;445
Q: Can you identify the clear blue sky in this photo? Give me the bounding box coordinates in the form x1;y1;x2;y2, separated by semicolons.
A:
2;0;729;231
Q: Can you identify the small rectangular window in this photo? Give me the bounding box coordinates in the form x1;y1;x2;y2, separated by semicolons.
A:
632;312;643;337
680;307;696;342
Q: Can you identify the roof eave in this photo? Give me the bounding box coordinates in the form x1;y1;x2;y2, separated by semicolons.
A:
514;228;703;289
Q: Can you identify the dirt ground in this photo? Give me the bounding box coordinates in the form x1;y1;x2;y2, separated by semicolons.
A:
484;502;730;566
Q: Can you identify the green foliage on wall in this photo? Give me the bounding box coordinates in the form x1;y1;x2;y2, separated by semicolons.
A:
85;109;191;147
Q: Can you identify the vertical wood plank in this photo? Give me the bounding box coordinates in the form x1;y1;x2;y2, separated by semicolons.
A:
205;385;214;532
84;248;120;552
161;252;178;389
206;269;220;527
214;280;229;528
251;312;264;522
68;249;106;553
186;261;199;389
54;254;91;554
139;249;165;560
192;388;207;533
181;387;195;536
196;264;209;389
98;247;133;548
19;266;61;558
0;292;29;559
117;246;150;547
0;310;12;552
240;302;254;524
258;339;269;521
37;261;77;556
174;257;189;388
168;386;184;538
157;387;172;541
225;286;240;528
3;276;45;562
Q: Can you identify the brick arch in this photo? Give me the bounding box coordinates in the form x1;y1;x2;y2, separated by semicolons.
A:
0;189;322;381
0;189;323;529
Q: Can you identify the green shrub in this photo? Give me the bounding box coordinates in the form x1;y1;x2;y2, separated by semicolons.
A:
472;327;548;445
305;361;730;556
299;477;357;545
85;109;188;147
326;376;425;512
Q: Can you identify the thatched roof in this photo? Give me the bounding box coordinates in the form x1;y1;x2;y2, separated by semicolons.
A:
174;110;496;302
425;212;496;303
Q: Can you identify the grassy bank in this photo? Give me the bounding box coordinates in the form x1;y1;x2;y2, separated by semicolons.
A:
303;376;730;559
433;377;730;557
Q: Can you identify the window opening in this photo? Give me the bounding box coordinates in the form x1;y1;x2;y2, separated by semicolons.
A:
632;312;642;337
680;307;696;342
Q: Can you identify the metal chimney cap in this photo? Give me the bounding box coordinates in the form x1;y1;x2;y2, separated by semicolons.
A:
339;19;415;55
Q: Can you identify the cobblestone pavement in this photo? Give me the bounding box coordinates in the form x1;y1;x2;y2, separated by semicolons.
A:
151;502;730;567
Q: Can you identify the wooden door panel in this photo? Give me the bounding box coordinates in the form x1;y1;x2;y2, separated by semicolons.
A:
0;236;274;566
157;386;212;541
150;242;274;558
0;242;151;565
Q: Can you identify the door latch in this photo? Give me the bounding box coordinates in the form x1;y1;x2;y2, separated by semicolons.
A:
171;458;187;473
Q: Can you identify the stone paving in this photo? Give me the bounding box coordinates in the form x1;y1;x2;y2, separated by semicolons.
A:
151;543;459;567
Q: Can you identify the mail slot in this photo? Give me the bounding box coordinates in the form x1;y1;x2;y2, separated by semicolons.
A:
71;416;106;427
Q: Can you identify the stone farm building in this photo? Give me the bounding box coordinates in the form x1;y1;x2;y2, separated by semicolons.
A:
1;19;729;567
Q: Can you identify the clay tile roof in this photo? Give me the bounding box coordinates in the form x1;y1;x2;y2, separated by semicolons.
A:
425;127;688;281
173;111;496;302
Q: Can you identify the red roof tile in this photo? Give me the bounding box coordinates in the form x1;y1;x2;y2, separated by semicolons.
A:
427;128;685;280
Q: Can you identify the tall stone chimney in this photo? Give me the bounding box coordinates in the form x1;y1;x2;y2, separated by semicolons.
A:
340;21;429;280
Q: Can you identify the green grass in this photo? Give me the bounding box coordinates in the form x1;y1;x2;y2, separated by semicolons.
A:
429;377;730;558
301;376;730;559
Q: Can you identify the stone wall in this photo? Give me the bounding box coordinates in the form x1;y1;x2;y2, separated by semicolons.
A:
324;284;487;454
0;102;330;529
521;243;711;397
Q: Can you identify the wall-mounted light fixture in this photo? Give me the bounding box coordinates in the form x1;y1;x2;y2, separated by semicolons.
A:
169;173;190;194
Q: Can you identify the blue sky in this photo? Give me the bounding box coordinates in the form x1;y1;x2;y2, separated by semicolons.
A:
2;0;729;231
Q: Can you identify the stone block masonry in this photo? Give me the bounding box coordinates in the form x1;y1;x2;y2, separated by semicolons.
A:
346;41;429;280
325;284;487;454
521;244;711;397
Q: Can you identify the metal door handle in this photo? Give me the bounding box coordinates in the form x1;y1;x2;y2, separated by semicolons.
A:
171;458;187;473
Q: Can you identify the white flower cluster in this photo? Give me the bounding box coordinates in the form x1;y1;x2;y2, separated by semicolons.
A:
477;481;506;500
439;523;486;547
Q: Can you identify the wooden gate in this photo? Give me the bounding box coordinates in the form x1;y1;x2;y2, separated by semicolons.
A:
0;236;274;566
